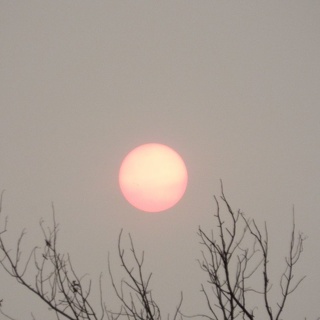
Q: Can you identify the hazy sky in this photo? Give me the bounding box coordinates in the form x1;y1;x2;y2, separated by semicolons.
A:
1;1;320;319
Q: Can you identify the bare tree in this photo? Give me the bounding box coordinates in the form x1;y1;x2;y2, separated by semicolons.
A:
0;198;106;320
108;230;183;320
0;186;311;320
197;183;306;320
0;195;182;320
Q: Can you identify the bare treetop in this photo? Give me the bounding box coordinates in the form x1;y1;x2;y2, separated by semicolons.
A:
0;186;310;320
197;184;305;320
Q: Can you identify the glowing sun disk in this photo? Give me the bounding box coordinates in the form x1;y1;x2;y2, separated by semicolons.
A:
119;143;188;213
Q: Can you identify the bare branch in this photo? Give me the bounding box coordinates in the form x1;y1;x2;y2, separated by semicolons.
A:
0;185;307;320
0;199;103;320
198;182;305;320
109;230;183;320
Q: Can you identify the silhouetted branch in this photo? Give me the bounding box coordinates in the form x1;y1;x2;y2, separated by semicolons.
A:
108;230;183;320
198;181;305;320
0;184;307;320
0;197;104;320
0;307;18;320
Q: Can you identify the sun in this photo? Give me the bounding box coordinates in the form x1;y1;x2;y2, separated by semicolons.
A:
119;143;188;213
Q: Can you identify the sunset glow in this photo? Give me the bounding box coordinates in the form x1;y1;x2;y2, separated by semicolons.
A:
119;143;188;212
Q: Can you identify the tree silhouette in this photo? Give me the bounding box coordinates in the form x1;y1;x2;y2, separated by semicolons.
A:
0;198;105;319
108;230;183;320
0;186;309;319
197;184;305;320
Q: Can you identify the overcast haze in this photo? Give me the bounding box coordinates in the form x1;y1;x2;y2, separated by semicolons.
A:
1;1;320;319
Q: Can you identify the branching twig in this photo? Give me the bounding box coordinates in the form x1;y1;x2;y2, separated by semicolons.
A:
0;196;103;320
198;181;305;320
108;230;183;320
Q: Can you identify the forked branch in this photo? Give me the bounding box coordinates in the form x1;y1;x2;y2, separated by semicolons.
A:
198;182;305;320
108;230;183;320
0;198;104;320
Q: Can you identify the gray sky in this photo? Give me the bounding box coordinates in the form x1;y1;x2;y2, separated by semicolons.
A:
1;1;320;319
